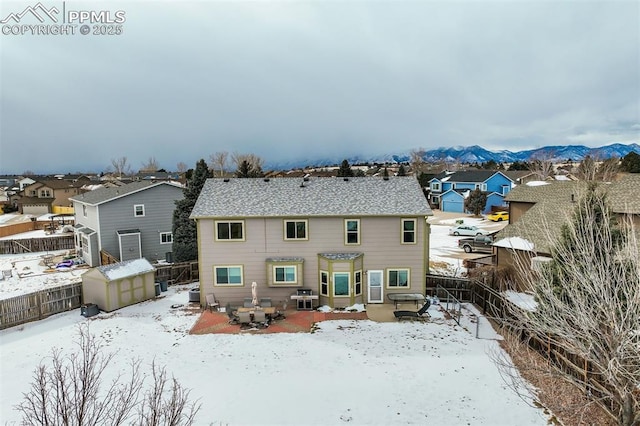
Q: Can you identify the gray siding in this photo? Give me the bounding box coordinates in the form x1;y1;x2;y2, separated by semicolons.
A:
97;184;182;263
198;215;428;308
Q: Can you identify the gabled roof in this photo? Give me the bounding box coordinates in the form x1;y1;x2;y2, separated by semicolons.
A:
95;258;155;281
190;176;432;218
445;170;512;184
70;181;183;206
497;176;640;254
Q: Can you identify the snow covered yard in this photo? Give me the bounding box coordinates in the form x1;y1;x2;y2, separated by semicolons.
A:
0;285;547;425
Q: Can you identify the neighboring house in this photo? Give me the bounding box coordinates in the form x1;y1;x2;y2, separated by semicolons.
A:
70;181;184;267
428;171;513;213
190;176;433;309
12;178;90;215
493;174;640;289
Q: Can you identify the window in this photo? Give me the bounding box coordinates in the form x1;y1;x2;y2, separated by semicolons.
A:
388;269;409;288
401;219;417;244
134;204;145;217
320;271;328;296
40;189;51;198
430;182;441;192
284;220;307;240
481;183;487;191
354;270;362;296
274;265;297;284
215;221;244;241
214;266;243;285
334;272;350;296
82;205;87;217
344;219;360;245
160;232;173;244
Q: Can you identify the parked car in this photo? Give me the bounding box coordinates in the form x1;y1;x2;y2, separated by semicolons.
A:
448;224;489;236
458;235;494;253
487;211;509;222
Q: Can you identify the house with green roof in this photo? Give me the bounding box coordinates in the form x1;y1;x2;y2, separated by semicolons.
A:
70;181;184;267
190;176;433;309
494;174;640;289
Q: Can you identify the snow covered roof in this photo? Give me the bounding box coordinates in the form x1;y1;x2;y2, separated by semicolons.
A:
70;181;183;206
96;258;155;281
493;236;535;251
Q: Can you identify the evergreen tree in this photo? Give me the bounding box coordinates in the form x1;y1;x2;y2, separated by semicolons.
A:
235;159;264;178
620;151;640;173
337;159;354;177
172;159;210;262
383;167;389;178
397;164;407;176
464;188;487;216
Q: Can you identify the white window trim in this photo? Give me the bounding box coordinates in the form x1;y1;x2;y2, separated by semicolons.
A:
134;204;145;217
214;220;245;241
320;270;329;296
481;183;488;191
387;268;410;288
401;218;417;244
213;265;244;286
160;232;173;244
354;270;362;296
431;182;441;192
344;219;360;245
273;265;298;284
283;219;308;241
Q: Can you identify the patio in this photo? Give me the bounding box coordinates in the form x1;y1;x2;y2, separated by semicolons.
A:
188;303;423;334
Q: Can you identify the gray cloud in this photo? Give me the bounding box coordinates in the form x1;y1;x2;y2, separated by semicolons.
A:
1;0;638;173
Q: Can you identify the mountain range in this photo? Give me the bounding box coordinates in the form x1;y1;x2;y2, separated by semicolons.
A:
267;142;640;170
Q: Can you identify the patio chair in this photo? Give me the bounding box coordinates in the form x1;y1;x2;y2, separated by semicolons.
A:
238;311;252;325
259;298;272;307
253;310;268;327
243;298;254;308
205;293;219;312
393;300;431;321
226;303;239;324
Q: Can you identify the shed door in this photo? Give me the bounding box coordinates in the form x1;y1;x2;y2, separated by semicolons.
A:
367;270;384;303
118;232;141;262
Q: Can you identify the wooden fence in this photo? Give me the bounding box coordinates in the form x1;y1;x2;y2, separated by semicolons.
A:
0;235;75;254
0;282;82;330
155;261;199;285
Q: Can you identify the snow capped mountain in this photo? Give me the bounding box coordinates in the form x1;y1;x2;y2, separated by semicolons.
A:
266;143;639;170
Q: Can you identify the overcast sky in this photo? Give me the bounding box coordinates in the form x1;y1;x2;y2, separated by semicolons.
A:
1;0;638;174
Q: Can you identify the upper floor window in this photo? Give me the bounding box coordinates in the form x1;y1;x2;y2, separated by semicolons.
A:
29;190;36;196
344;219;360;245
430;182;441;192
134;204;145;217
160;232;173;244
82;205;87;217
40;189;51;198
216;220;244;241
401;219;417;244
284;220;307;240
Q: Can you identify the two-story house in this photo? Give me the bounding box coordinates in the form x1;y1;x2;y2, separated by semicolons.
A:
190;176;433;309
13;178;90;215
428;171;513;213
70;180;184;267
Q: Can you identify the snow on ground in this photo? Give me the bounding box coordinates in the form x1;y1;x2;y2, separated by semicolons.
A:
503;290;538;312
0;286;547;425
0;211;545;425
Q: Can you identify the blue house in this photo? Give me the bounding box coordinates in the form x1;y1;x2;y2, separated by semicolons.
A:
428;171;513;213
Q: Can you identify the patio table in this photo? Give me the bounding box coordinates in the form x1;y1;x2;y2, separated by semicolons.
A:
387;293;426;308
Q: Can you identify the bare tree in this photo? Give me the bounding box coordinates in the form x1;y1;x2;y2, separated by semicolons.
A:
497;186;639;425
209;151;229;177
111;157;132;179
528;151;555;180
409;147;426;175
575;155;599;181
176;162;188;174
16;325;201;426
140;157;160;173
231;153;264;178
